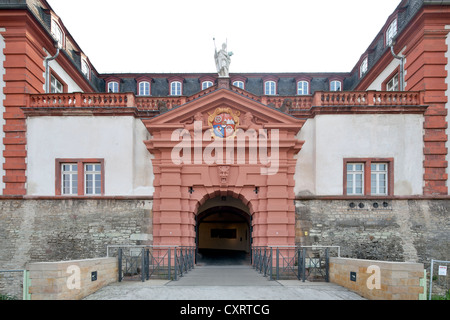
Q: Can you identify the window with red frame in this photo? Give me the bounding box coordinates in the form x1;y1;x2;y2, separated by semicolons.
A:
344;158;394;196
56;159;104;196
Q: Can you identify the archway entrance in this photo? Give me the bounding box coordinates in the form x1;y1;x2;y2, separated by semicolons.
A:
196;196;251;265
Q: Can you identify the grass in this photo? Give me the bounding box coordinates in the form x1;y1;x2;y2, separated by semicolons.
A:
430;290;450;300
0;294;18;300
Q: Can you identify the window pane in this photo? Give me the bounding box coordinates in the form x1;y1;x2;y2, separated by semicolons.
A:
85;164;101;195
61;163;78;195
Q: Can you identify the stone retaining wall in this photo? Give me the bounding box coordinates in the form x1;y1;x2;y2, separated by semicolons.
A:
295;199;450;266
28;257;117;300
329;257;425;300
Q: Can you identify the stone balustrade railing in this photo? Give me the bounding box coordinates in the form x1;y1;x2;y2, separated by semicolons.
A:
26;90;424;112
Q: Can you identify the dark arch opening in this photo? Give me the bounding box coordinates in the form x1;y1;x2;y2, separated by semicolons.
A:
196;198;252;266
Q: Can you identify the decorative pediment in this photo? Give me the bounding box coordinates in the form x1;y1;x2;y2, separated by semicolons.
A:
142;88;305;135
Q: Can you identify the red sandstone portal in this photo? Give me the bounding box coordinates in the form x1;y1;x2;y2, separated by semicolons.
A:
143;88;305;248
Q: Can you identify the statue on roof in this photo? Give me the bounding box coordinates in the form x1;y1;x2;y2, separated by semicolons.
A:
214;38;233;78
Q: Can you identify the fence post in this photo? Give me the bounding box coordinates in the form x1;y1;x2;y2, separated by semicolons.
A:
302;248;306;282
276;248;279;281
174;248;178;281
145;249;150;280
429;259;434;300
141;248;145;282
118;248;123;282
22;270;31;300
325;248;329;283
168;247;171;281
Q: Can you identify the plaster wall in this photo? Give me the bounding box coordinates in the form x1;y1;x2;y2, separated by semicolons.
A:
366;48;405;91
46;53;83;93
26;116;154;196
294;114;424;196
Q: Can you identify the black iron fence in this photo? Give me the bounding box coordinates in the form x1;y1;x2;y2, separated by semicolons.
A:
107;245;195;282
251;246;341;282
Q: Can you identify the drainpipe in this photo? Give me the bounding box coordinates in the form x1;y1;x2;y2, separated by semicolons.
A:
390;43;405;91
44;47;60;93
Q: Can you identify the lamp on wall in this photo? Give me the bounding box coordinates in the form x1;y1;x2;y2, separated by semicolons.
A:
188;187;194;194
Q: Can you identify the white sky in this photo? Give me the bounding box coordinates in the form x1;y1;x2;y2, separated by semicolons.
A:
47;0;402;74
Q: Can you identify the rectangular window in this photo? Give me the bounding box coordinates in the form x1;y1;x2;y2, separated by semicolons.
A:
85;164;102;195
51;75;63;93
61;163;78;195
371;163;388;195
346;163;364;195
344;158;393;196
386;74;399;91
56;159;104;196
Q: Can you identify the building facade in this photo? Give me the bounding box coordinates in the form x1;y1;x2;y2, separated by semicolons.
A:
0;0;449;272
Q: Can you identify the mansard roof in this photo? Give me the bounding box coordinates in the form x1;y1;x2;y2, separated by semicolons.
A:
0;0;439;95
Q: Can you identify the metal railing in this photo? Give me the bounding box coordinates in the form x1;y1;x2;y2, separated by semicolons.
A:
429;259;450;300
251;245;340;282
107;245;195;282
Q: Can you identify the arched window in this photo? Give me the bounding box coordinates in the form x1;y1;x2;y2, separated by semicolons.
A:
51;20;64;48
170;81;182;96
386;18;397;46
297;81;309;95
330;80;342;92
81;60;90;80
264;81;276;95
138;81;150;96
107;81;119;93
360;57;368;78
233;81;244;89
202;81;213;90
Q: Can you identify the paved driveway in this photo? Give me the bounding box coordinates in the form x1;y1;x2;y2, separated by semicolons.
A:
84;265;365;300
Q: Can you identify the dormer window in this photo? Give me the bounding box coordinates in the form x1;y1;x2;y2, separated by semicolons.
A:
107;81;119;93
170;81;182;96
330;80;342;92
51;19;64;48
81;60;90;80
297;81;309;95
233;81;244;89
202;81;213;90
360;57;368;78
386;18;397;46
138;81;150;96
264;81;276;95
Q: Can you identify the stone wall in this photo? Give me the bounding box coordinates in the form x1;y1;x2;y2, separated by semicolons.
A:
295;199;450;267
0;198;153;269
